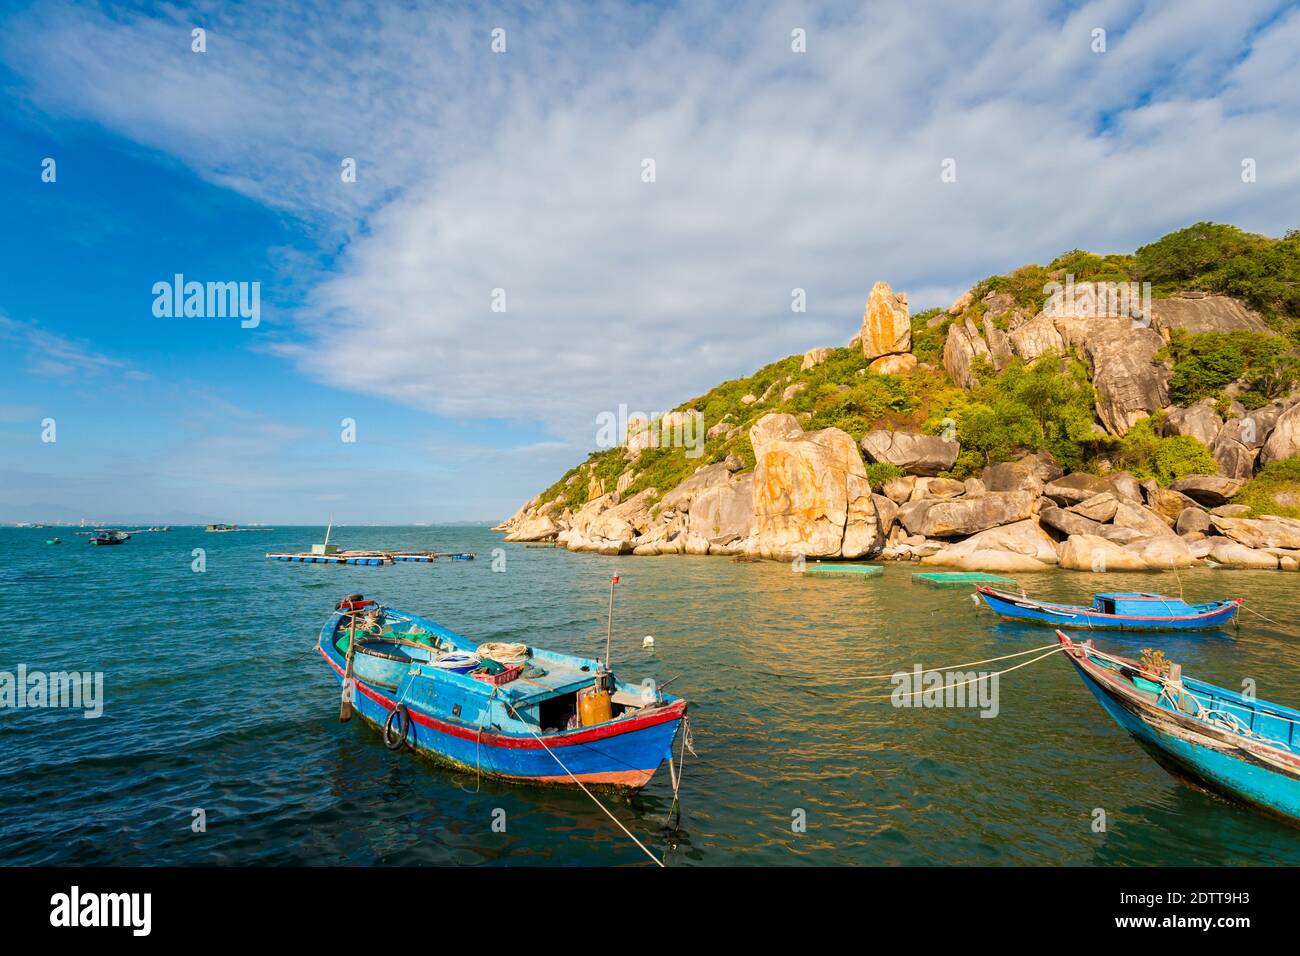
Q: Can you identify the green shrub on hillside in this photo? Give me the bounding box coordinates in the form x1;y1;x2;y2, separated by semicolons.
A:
1160;329;1297;407
1235;459;1300;520
866;462;905;488
1105;417;1217;484
934;353;1099;475
1134;223;1300;337
910;308;948;365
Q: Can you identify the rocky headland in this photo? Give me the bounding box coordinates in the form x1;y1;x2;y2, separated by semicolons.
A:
497;224;1300;573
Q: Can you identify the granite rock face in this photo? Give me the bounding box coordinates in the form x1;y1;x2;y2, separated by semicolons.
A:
750;414;881;560
860;430;959;477
858;281;911;362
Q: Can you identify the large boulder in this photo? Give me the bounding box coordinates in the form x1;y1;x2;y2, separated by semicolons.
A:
919;519;1058;572
1175;507;1213;535
503;513;559;542
981;452;1062;495
1083;322;1170;435
686;474;755;547
1112;501;1177;538
882;476;916;503
858;281;911;362
1260;402;1300;466
1144;487;1200;524
1126;535;1196;570
1169;475;1246;507
1163;400;1223;448
1107;472;1145;504
1150;294;1274;338
1207;538;1279;569
750;414;881;560
897;490;1036;538
583;488;658;547
869;353;919;375
1043;473;1116;506
1211;430;1259;479
943;317;993;389
861;430;959;476
1058;534;1150;572
800;347;832;371
1212;515;1300;551
1070;492;1119;523
873;494;900;537
1008;311;1066;364
1039;505;1102;537
914;476;965;499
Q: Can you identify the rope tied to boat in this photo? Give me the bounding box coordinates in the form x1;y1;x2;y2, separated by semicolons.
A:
804;642;1064;684
504;701;665;868
849;646;1067;701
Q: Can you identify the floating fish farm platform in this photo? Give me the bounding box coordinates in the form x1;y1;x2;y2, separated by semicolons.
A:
911;571;1017;587
804;563;883;576
267;550;476;566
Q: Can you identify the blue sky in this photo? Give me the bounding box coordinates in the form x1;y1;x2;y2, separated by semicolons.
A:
1;0;1298;524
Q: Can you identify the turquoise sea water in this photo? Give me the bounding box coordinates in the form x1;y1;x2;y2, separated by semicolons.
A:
3;525;1299;866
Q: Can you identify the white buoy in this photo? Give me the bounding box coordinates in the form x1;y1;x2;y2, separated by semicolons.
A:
642;635;655;649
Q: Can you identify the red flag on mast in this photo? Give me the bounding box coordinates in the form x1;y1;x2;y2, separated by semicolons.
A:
611;574;620;585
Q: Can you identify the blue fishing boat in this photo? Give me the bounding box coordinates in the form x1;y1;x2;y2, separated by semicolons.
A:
975;586;1240;632
319;591;687;790
1057;632;1300;822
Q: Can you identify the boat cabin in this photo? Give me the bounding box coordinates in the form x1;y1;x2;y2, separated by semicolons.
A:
1091;593;1196;617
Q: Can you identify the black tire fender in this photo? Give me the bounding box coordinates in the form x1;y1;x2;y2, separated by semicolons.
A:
383;704;410;750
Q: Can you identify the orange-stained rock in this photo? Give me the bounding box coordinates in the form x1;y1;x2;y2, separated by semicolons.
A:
857;281;911;361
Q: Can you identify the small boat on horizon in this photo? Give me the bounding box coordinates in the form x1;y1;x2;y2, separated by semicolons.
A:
1057;632;1300;823
318;588;687;789
976;585;1240;632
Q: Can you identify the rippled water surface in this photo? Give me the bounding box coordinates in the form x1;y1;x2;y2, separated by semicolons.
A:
3;525;1299;865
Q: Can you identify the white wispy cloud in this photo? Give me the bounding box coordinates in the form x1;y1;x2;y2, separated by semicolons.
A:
5;0;1299;448
0;313;146;380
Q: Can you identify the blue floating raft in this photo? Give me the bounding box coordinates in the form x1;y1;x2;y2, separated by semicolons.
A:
805;563;883;576
912;571;1017;588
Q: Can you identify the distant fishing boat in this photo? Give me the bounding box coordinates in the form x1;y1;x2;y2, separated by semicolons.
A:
46;537;61;545
320;583;687;789
976;586;1240;632
1057;632;1300;822
88;530;129;546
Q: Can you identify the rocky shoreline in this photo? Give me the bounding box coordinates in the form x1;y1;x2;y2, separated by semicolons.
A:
495;410;1300;573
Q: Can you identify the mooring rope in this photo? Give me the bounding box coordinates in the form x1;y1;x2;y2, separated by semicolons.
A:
849;646;1067;701
816;642;1063;683
506;702;664;867
1238;602;1291;630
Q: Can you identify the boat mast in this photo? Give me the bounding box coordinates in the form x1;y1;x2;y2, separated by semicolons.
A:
604;573;619;669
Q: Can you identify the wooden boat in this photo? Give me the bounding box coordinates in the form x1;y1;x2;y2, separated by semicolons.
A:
318;594;687;789
1057;632;1300;822
976;586;1240;632
89;531;129;546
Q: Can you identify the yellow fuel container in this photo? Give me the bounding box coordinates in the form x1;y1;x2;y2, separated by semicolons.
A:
578;685;613;727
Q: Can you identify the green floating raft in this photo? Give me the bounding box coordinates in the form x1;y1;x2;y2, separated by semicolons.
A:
805;563;883;576
911;571;1016;587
